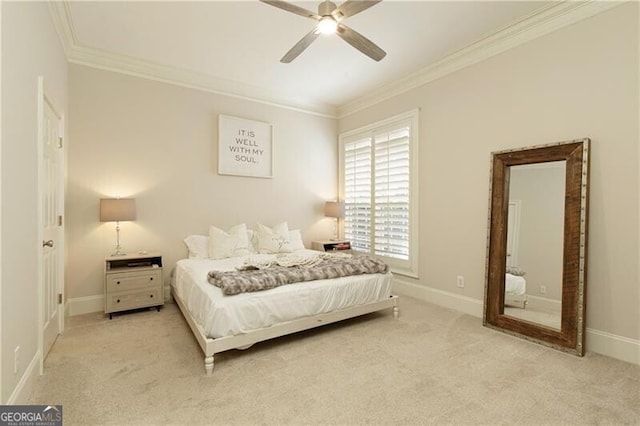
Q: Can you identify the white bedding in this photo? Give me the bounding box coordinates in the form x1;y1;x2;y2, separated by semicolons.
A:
505;273;526;296
172;249;394;339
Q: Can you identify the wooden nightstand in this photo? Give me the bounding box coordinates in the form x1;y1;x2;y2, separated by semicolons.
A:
104;252;163;319
311;240;351;252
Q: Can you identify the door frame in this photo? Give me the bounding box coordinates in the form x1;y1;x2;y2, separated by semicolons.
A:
37;76;65;374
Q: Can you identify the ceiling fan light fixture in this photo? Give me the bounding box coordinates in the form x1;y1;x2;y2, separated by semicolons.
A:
260;0;386;62
317;16;337;35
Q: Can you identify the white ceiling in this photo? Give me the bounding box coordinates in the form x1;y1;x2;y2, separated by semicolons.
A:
59;1;567;116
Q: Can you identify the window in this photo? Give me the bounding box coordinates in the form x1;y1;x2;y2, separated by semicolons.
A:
339;110;419;276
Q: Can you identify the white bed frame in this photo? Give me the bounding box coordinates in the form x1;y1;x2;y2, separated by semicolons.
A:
172;288;399;375
505;294;527;309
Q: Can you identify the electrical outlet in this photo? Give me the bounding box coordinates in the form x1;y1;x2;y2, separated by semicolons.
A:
14;346;20;374
457;276;465;288
540;285;547;294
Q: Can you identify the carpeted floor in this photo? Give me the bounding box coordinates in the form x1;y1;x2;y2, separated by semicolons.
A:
28;296;639;425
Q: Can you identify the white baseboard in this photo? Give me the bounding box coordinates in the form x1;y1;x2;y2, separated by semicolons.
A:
526;294;562;314
586;328;640;365
393;277;483;318
7;350;41;404
66;294;104;316
392;277;640;366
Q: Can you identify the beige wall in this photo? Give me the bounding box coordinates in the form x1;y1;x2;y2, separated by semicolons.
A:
1;2;68;402
339;4;639;341
67;64;338;301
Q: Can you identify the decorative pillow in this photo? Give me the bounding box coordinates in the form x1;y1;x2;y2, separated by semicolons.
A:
256;222;293;254
208;224;251;259
183;235;209;259
288;229;305;251
247;229;258;253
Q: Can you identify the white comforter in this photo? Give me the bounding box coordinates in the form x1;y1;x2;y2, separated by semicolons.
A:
172;250;393;339
505;273;526;296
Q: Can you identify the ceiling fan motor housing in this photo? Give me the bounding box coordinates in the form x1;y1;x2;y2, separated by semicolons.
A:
318;1;337;17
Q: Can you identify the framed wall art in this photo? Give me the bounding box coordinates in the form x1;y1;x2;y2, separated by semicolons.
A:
218;114;273;178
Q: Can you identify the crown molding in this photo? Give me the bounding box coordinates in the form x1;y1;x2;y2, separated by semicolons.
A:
337;1;625;118
46;1;337;118
48;1;622;120
47;1;76;58
67;44;338;118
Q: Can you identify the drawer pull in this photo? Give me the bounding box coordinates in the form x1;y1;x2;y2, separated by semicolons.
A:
149;277;153;281
116;299;120;303
117;281;121;285
150;294;154;298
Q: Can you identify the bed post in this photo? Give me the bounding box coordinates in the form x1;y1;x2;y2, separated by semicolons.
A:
204;355;214;376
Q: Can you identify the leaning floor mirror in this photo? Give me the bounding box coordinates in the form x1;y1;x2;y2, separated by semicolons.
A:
483;138;590;356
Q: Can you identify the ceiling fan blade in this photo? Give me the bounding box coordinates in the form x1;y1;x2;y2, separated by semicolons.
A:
260;0;320;20
336;24;386;61
281;28;321;63
333;0;381;19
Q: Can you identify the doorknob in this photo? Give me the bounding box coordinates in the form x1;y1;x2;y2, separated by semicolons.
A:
42;240;54;248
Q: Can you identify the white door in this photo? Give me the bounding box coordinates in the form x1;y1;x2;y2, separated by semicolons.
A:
506;200;521;268
39;81;64;364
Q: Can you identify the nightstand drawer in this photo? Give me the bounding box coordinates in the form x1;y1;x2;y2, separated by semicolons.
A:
106;269;162;292
106;288;162;313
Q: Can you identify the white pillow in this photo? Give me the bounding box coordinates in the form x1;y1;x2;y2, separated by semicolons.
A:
247;229;257;253
183;235;209;259
208;224;251;259
256;222;293;254
288;229;305;251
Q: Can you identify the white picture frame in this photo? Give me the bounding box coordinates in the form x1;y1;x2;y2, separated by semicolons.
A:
218;114;273;178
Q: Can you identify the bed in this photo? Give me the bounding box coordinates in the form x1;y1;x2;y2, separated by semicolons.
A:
505;272;527;308
171;248;398;375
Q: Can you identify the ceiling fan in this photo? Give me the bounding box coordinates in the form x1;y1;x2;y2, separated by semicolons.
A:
260;0;386;63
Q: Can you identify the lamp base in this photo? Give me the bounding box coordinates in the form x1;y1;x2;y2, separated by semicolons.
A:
111;245;127;257
330;219;339;241
111;224;127;256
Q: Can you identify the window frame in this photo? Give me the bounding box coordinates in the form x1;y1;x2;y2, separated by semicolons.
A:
338;109;419;278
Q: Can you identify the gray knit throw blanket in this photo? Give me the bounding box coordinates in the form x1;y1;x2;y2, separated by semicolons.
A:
208;255;389;296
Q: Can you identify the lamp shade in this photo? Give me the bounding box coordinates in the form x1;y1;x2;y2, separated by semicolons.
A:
324;201;345;218
100;198;136;222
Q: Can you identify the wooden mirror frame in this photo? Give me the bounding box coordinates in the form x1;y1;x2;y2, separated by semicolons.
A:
483;138;590;356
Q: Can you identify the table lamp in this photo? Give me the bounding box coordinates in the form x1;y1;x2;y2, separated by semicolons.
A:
324;201;345;240
100;198;136;256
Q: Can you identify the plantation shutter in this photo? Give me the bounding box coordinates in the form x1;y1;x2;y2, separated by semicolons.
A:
343;124;411;261
374;126;410;260
344;137;372;252
340;110;417;275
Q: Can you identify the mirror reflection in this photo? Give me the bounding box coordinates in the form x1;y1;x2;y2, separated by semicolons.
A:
504;161;565;330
